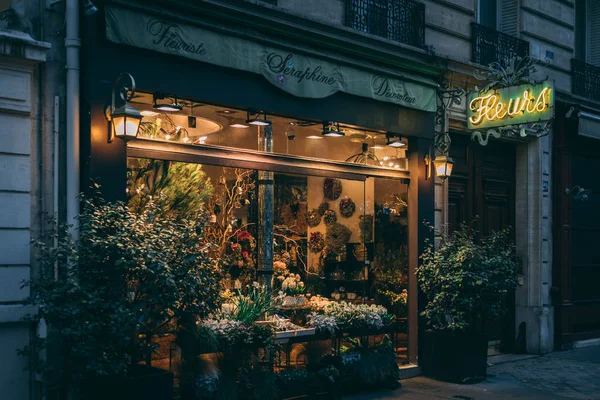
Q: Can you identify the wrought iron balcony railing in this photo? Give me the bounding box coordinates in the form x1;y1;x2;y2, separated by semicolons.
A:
345;0;425;48
471;23;529;66
572;59;600;102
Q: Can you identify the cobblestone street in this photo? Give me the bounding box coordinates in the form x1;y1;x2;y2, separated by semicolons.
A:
348;345;600;400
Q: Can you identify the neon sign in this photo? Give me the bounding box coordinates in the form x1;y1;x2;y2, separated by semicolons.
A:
467;83;554;130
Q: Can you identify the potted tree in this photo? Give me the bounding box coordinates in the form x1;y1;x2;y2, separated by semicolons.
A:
417;223;518;383
24;191;222;400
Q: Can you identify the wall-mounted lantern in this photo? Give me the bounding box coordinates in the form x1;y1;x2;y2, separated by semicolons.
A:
106;73;142;143
425;80;465;181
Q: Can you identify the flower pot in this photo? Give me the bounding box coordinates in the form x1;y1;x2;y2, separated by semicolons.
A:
83;364;174;400
421;330;488;384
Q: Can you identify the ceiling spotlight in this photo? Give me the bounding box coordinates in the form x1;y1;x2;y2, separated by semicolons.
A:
307;135;323;140
246;110;271;126
217;109;237;115
153;92;183;112
386;134;406;148
140;110;159;117
322;122;344;137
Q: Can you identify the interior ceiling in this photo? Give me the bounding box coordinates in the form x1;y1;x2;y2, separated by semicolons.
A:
130;92;390;141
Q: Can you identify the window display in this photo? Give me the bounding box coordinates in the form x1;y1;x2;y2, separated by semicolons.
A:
125;96;412;398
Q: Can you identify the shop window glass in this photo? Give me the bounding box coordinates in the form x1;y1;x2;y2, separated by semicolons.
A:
127;127;410;368
131;93;408;169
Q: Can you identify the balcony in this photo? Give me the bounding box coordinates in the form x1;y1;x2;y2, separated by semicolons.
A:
345;0;425;48
471;23;529;67
572;59;600;102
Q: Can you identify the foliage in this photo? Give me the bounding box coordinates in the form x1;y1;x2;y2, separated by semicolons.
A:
281;273;306;296
178;321;275;400
373;244;409;318
24;192;222;383
308;301;393;333
222;285;274;325
338;336;399;391
417;222;518;332
127;158;213;219
199;319;273;350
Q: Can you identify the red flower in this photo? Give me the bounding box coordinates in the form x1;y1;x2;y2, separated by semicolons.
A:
237;231;251;241
242;251;249;259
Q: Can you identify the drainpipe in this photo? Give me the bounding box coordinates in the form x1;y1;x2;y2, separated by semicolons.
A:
65;0;80;239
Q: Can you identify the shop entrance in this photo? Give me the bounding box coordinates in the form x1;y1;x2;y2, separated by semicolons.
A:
447;133;516;353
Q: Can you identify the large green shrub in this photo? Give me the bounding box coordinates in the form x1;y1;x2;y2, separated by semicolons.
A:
24;192;222;385
417;223;518;332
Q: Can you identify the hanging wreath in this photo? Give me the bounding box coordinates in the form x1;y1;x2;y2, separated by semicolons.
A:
326;222;352;256
309;232;325;253
323;178;342;201
306;209;322;227
339;197;356;218
318;201;329;216
323;210;337;225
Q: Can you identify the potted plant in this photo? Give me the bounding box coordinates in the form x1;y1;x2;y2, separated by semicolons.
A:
417;223;518;383
23;192;222;399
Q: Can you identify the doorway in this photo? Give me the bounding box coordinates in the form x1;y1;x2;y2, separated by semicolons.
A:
447;133;516;353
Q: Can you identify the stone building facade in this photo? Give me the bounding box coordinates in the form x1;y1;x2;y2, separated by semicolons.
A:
1;0;599;398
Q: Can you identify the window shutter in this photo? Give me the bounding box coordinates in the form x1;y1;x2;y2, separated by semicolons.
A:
499;0;519;36
590;1;600;66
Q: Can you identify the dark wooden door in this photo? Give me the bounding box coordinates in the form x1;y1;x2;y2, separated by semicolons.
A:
448;134;516;349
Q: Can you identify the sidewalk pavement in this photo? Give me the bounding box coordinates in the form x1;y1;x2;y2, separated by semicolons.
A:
346;345;600;400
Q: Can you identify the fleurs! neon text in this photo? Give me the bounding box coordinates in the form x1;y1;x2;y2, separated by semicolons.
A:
469;87;552;126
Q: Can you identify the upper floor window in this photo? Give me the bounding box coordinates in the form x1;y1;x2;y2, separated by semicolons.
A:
477;0;518;37
472;0;527;66
575;0;600;66
345;0;425;48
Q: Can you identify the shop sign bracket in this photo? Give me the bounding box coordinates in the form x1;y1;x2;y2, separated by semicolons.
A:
468;56;554;146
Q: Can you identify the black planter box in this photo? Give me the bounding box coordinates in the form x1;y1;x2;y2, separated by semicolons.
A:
83;364;174;400
421;330;488;384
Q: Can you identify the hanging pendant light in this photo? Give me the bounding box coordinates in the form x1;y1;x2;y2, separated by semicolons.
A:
246;110;271;126
386;133;406;148
153;92;183;112
322;121;344;137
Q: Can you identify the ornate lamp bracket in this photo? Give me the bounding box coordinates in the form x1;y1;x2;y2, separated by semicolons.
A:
435;79;465;156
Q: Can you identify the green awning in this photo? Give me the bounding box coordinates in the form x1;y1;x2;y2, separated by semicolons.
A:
105;6;437;113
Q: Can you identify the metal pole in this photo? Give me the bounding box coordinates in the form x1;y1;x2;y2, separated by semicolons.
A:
65;0;80;239
257;124;274;292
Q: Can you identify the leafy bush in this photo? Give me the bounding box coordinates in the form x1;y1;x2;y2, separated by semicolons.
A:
337;336;399;392
417;223;518;332
24;192;222;383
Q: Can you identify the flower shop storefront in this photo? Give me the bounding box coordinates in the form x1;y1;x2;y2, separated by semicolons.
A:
79;3;437;398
